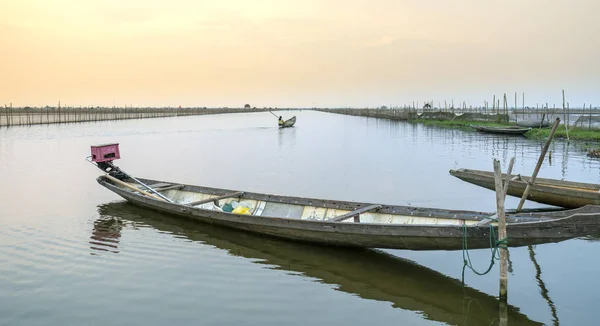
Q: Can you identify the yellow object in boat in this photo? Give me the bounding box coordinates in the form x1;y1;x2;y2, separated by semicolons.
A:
232;206;250;215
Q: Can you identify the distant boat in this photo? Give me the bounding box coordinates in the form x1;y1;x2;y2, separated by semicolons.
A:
517;119;551;128
279;116;296;128
449;168;600;209
470;124;531;135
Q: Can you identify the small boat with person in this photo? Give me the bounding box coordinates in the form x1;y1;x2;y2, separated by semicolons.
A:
88;143;600;251
278;115;296;128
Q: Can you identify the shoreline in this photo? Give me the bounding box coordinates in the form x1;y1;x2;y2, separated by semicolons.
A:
319;108;600;155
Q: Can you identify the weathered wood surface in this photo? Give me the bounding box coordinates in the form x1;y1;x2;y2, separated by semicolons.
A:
493;159;508;300
470;125;531;135
449;168;600;209
104;175;167;202
186;191;245;207
96;175;600;251
328;204;382;222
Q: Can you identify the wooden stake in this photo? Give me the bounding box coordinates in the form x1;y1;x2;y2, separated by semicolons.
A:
516;118;561;212
562;90;570;142
522;92;525;121
493;159;508;301
503;157;516;200
499;300;508;326
514;92;517;123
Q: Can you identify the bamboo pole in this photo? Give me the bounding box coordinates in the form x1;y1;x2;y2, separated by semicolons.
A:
493;159;508;301
522;92;525;121
103;174;168;202
562;90;570;142
590;103;593;131
514;92;517;122
503;157;516;200
516;118;561;212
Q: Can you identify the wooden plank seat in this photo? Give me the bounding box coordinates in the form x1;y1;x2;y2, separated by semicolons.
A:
186;192;245;207
328;204;382;222
150;184;185;192
143;182;173;189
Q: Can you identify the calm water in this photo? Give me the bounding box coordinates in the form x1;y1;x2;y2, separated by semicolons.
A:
1;110;599;326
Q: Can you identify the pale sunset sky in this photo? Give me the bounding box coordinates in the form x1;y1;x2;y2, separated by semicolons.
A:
1;0;598;108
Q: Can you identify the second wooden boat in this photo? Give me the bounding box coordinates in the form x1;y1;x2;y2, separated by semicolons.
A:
449;168;600;208
470;124;531;135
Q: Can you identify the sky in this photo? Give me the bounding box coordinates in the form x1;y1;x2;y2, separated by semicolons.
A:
1;0;599;108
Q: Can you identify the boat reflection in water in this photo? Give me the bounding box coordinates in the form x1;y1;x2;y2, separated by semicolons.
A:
94;201;544;326
89;215;124;254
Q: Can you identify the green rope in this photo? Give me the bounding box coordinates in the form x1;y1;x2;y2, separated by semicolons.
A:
461;223;508;283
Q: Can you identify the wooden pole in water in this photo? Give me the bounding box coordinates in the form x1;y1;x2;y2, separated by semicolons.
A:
514;92;518;123
503;157;515;200
590;103;593;131
522;92;525;121
493;159;508;301
516;118;561;212
562;90;570;142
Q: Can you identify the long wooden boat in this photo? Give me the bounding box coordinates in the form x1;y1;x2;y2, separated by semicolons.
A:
95;201;545;325
95;174;600;250
449;168;600;209
470;124;531;135
279;116;296;128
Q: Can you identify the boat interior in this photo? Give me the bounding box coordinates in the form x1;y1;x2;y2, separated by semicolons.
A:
103;176;551;227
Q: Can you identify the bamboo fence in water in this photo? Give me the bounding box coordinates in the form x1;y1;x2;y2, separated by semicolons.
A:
0;106;281;128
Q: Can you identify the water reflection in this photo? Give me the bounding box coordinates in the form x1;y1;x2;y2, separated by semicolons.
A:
95;201;544;326
89;217;124;254
277;126;296;149
527;245;559;326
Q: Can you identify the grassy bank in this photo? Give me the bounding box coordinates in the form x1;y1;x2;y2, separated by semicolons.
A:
414;119;512;130
415;119;600;157
526;126;600;141
415;119;600;141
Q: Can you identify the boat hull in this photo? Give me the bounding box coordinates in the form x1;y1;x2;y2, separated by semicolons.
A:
96;201;546;326
449;168;600;209
97;176;600;250
470;125;531;135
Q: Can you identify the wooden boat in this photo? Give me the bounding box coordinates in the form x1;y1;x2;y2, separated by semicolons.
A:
95;174;600;250
449;168;600;209
279;116;296;128
470;124;531;135
95;201;545;325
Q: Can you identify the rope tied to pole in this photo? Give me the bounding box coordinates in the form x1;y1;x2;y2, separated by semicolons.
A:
461;223;509;282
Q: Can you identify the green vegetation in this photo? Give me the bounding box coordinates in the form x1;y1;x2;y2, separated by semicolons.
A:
413;119;600;150
414;119;512;130
526;126;600;141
